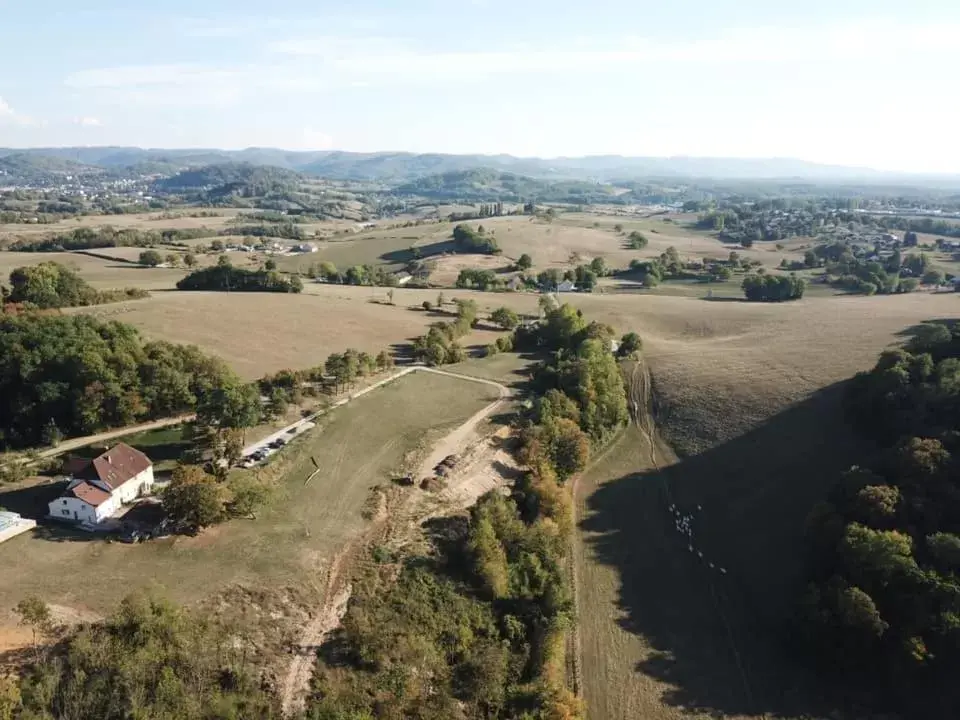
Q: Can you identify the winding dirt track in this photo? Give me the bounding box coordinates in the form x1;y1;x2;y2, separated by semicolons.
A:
279;367;513;717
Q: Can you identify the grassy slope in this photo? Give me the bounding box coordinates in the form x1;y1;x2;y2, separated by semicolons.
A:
0;371;496;622
572;292;960;719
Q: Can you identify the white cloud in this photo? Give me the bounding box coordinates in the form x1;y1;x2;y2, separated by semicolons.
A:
72;116;102;127
0;96;41;127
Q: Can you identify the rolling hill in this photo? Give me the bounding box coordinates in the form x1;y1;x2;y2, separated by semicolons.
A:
5;147;960;186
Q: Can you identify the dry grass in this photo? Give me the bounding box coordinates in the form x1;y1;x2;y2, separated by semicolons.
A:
68;287;509;379
571;291;960;719
0;251;188;291
0;210;244;240
426;253;515;286
0;371;497;625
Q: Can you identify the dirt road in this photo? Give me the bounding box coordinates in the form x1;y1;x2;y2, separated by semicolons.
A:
38;415;195;459
279;367;514;717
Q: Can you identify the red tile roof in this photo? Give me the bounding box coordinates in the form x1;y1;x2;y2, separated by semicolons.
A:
67;481;111;507
89;443;151;490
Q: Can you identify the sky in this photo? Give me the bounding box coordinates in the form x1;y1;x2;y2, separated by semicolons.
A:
1;0;959;173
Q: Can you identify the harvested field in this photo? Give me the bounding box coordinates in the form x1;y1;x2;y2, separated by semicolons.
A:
68;287;509;378
426;252;516;286
0;251;188;290
0;371;497;625
0;210;244;240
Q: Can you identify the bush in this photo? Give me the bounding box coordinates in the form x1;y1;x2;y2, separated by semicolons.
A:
138;249;163;267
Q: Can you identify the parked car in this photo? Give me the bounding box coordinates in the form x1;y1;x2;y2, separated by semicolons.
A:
119;528;143;544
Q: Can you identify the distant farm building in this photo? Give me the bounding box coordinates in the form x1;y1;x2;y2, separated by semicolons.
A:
48;443;154;526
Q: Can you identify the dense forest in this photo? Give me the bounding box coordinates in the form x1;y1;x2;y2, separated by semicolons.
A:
153;162;304;196
0;313;254;449
799;322;960;716
395;168;624;204
176;260;304;293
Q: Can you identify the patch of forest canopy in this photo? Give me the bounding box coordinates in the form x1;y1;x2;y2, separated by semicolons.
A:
2;261;147;309
176;259;303;293
799;321;960;716
0;313;254;449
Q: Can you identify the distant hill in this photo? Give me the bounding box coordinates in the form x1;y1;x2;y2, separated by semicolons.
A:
0;153;106;185
153;162;304;195
395;168;623;203
2;147;959;187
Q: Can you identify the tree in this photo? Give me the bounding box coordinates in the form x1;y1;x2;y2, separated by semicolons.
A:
227;475;270;519
922;269;945;286
490;306;520;330
376;350;394;371
183;252;197;267
139;249;163;267
618;332;642;357
627;231;648;249
161;465;224;530
41;418;62;447
164;253;179;267
264;258;277;271
15;596;52;662
589;256;607;277
210;239;225;252
516;253;533;270
0;676;20;720
318;260;338;281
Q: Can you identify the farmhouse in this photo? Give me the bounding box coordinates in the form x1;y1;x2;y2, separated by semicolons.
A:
557;279;576;292
47;443;154;525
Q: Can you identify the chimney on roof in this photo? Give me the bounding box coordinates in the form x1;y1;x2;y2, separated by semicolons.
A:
106;455;112;464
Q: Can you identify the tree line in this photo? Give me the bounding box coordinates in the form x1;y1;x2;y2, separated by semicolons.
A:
0;313;253;450
741;274;805;302
176;257;303;293
8;226;217;252
2;261;148;309
798;323;960;716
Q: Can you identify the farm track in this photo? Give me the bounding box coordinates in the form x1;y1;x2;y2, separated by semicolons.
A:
279;367;514;717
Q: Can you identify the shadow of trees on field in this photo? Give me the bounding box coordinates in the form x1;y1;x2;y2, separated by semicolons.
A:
379;239;458;265
581;381;874;718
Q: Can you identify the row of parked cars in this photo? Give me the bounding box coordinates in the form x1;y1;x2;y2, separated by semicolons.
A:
239;433;293;468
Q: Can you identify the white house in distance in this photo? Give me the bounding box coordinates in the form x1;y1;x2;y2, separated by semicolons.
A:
48;443;154;525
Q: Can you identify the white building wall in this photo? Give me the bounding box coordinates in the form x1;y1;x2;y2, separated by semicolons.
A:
48;496;114;524
114;467;154;503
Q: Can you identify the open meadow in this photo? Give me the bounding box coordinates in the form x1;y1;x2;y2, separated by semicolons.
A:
0;371;498;624
68;286;513;379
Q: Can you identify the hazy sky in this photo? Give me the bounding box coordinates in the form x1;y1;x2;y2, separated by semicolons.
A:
1;0;958;172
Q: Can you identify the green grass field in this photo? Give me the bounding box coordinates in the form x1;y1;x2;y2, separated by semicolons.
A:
0;371;497;623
